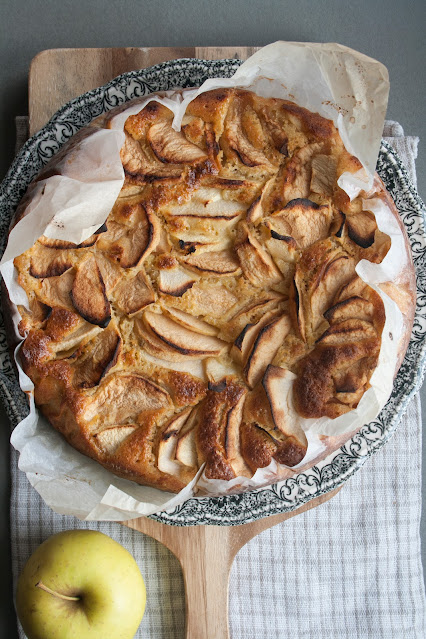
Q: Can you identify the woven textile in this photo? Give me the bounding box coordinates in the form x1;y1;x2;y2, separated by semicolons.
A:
7;119;426;638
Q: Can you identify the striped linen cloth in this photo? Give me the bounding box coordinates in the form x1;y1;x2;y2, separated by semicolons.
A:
8;120;426;639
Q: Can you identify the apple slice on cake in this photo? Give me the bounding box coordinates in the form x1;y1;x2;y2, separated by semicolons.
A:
141;310;227;360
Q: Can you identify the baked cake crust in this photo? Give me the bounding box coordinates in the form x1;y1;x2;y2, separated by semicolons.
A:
10;89;416;493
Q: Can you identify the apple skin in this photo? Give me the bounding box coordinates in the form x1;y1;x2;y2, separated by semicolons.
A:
16;529;146;639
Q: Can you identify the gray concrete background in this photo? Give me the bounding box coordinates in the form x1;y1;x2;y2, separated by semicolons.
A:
0;1;425;636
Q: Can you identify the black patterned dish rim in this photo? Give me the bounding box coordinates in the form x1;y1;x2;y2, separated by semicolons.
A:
0;58;425;526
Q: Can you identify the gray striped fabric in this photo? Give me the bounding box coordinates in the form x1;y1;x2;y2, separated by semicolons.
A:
10;120;426;638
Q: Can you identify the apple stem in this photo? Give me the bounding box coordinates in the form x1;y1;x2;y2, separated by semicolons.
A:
35;581;81;602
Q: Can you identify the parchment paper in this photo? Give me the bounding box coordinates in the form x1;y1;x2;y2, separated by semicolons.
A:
1;41;405;521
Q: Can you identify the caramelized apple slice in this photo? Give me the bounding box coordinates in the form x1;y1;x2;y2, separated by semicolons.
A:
31;260;73;279
165;207;235;249
175;430;198;468
334;275;367;304
331;210;346;238
162;306;218;336
78;226;108;247
98;202;160;268
154;225;172;255
244;314;291;388
270;199;333;250
38;237;78;250
316;318;377;346
181;114;206;146
324;296;374;325
72;327;121;388
137;320;207;362
168;215;238;248
158;263;196;297
235;222;282;288
226;116;275;170
230;293;283;322
83;372;172;425
241;383;307;470
157;408;193;476
224;393;252;477
293;242;356;343
176;238;229;255
181;249;241;276
43;308;102;354
246;196;263;225
308;254;355;336
204;357;239;383
310;154;337;197
147;121;207;164
29;245;73;279
246;177;275;223
223;293;283;341
120;132;182;181
178;281;238;319
346;212;377;248
175;409;199;468
265;231;299;278
112;269;155;315
262;365;307;449
282;143;322;202
37;224;106;250
71;255;111;327
95;253;123;294
17;296;51;335
141;349;206;380
231;308;281;366
332;358;371;400
164;189;244;220
143;311;226;358
32;268;76;311
123;101;174;137
94;425;137;455
202;176;261;202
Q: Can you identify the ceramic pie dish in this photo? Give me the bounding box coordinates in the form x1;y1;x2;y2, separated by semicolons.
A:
0;59;425;525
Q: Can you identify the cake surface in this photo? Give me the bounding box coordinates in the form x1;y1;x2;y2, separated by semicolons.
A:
11;88;415;493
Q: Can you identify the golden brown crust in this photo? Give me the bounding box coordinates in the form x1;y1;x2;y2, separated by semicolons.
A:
9;88;416;493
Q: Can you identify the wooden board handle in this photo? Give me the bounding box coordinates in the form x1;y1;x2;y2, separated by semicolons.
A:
124;488;343;638
181;527;233;639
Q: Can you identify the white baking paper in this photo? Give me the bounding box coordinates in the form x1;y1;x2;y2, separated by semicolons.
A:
1;41;405;521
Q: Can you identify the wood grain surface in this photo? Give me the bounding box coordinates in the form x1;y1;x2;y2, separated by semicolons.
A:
28;46;260;135
29;47;342;639
124;487;341;639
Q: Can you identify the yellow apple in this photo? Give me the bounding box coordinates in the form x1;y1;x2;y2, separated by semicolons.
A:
16;529;146;639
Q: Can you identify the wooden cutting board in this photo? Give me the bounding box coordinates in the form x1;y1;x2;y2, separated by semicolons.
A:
29;46;260;135
124;489;340;638
29;47;343;639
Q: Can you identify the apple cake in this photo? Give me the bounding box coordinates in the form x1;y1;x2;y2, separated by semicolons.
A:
11;88;415;493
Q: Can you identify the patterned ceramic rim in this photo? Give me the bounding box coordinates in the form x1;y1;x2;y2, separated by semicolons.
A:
0;59;425;527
